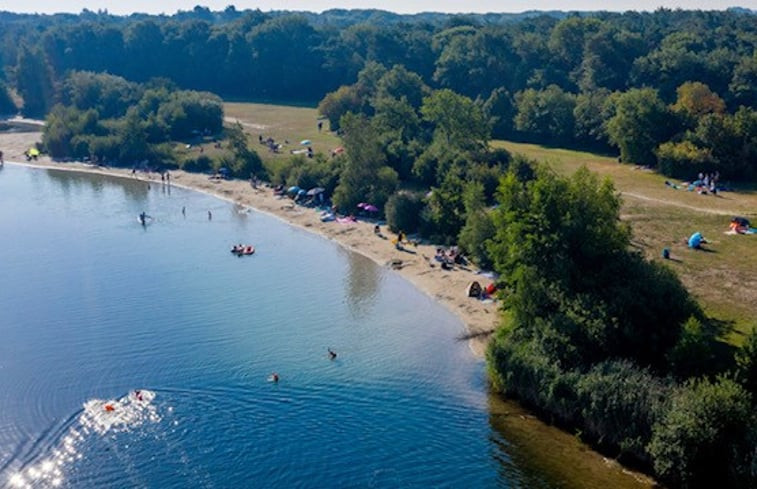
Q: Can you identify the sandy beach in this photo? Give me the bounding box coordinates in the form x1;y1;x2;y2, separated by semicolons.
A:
0;127;499;357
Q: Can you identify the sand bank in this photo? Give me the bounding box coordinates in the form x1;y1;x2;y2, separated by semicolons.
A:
0;129;499;356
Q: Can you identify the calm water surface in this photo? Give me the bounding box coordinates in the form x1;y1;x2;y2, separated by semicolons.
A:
0;165;644;488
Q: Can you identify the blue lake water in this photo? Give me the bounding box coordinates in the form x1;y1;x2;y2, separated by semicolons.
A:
0;164;625;488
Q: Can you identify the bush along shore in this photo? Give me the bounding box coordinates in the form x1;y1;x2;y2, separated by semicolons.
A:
486;167;757;489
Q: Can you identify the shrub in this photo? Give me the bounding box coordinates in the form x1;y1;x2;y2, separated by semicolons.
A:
181;154;214;173
385;191;423;234
648;377;755;489
735;327;757;396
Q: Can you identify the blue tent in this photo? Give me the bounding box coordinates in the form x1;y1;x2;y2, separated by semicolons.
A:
688;232;703;249
287;185;300;194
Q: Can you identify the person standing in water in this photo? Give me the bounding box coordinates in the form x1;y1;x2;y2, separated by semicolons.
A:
182;206;186;217
208;210;212;220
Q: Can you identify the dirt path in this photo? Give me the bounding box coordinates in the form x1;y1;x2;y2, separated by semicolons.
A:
621;191;748;216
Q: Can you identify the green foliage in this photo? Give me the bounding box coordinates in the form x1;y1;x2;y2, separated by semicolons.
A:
573;88;613;147
0;81;16;115
655;140;716;179
332;112;398;213
648;377;755;489
514;85;576;143
317;85;361;131
606;88;674;165
60;71;141;119
419;171;466;244
666;317;718;378
224;122;265;179
421;89;489;152
735;327;757;396
483;87;516;139
576;361;671;461
274;153;342;195
384;191;423;234
15;45;54;118
41;73;224;169
458;182;496;269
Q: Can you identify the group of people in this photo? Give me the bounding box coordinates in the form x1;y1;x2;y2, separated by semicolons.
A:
695;171;720;195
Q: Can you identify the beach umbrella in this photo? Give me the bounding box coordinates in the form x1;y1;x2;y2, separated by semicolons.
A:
363;204;379;212
300;140;311;146
306;187;325;196
287;185;300;194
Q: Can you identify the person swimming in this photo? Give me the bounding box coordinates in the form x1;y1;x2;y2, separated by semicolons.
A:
328;348;337;360
269;372;279;383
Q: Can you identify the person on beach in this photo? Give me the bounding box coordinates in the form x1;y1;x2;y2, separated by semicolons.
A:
166;172;170;183
0;150;4;165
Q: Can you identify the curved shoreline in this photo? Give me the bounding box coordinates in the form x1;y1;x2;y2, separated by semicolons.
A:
1;136;498;358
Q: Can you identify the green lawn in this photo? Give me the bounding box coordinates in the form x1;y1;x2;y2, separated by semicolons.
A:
224;102;341;168
494;141;757;342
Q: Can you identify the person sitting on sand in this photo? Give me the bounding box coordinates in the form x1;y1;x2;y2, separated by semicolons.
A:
374;224;381;234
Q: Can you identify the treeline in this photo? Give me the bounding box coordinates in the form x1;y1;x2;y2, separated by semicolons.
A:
41;71;264;179
486;167;757;488
1;8;755;176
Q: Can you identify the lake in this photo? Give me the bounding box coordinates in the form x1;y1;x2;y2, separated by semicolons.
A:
0;165;647;488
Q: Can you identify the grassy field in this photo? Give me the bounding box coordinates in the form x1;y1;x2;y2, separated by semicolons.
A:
495;141;757;343
216;103;756;342
225;102;341;167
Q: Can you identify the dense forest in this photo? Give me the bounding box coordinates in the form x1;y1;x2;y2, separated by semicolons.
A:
0;7;756;178
1;7;756;488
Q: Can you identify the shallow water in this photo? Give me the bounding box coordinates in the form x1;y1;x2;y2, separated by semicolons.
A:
0;165;650;488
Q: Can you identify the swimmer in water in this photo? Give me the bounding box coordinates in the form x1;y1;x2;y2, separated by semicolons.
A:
328;348;337;360
269;372;279;383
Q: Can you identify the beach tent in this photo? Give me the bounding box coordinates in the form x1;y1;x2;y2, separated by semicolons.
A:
287;185;300;194
28;147;40;157
306;187;325;196
688;232;703;249
466;281;483;298
363;204;379;212
300;140;311;146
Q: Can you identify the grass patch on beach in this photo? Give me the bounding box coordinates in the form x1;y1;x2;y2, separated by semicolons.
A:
494;140;757;342
224;102;341;169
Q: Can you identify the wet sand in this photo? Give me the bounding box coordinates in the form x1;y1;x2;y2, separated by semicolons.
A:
0;128;499;357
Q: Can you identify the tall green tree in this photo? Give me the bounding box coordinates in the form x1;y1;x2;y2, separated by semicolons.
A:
606;88;674;165
421;89;489;152
332;113;398;213
15;45;55;118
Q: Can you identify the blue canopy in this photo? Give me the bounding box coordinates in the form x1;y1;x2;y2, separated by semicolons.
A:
688;232;702;248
